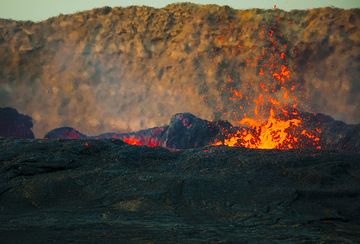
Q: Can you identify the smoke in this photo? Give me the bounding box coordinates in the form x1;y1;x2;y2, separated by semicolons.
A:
0;5;359;137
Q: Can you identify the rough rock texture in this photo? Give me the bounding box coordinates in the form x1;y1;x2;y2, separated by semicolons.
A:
45;112;360;152
44;112;232;149
0;138;359;242
0;4;359;137
299;112;360;152
45;127;87;139
95;112;232;150
0;107;34;139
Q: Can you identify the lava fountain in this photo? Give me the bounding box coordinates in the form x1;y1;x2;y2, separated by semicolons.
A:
214;8;321;150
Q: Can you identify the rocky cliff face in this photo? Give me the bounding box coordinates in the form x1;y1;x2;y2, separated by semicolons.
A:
0;4;359;137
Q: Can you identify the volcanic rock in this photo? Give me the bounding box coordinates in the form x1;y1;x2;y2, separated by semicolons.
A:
0;107;34;139
0;138;359;242
44;127;87;139
44;112;360;152
45;113;231;149
162;113;230;149
299;112;360;152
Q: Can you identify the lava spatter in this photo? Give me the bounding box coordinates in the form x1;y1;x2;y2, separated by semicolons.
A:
214;11;321;150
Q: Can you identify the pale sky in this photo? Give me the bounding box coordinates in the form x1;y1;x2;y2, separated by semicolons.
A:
0;0;359;22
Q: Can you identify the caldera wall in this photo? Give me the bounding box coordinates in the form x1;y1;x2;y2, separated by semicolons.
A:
0;4;359;137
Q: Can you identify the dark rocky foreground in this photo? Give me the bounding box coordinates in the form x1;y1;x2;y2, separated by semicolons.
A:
1;138;360;243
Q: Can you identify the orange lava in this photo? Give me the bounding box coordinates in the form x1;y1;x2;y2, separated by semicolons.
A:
122;137;143;146
121;135;162;147
214;12;321;150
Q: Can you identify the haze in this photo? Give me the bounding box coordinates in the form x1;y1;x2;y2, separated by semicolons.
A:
0;0;359;21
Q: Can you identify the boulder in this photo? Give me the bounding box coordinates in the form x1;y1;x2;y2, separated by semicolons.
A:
0;107;34;139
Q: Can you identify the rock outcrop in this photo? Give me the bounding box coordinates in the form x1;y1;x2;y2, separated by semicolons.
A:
0;107;34;139
44;112;360;152
44;127;87;139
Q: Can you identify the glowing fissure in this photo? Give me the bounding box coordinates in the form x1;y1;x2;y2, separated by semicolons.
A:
121;135;162;147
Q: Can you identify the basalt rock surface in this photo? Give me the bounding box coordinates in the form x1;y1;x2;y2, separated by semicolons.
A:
0;4;359;137
0;107;34;139
45;112;360;152
44;127;87;140
0;138;359;242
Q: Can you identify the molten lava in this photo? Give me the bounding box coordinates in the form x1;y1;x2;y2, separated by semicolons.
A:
214;11;321;150
238;109;302;149
121;134;163;147
122;137;143;146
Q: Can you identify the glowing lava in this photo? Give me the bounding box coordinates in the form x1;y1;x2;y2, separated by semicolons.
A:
121;135;163;147
214;10;321;150
122;136;143;146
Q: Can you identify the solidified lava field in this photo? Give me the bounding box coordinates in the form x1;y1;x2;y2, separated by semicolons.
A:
1;3;360;243
0;138;360;243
